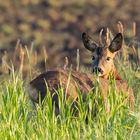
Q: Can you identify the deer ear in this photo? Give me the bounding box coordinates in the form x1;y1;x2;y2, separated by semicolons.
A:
82;32;98;52
108;33;123;53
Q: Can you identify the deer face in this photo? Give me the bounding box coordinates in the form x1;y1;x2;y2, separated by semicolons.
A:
82;32;123;78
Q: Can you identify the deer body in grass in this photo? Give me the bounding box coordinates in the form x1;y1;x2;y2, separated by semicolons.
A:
28;32;134;114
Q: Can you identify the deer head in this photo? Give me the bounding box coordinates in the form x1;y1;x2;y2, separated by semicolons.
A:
82;31;123;79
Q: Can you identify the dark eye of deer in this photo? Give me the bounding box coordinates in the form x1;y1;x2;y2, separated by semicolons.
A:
92;56;95;60
106;57;111;61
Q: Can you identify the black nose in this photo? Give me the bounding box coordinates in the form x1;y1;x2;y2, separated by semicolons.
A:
93;67;103;74
97;67;102;73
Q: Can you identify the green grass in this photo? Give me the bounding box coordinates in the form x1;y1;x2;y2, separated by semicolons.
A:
0;65;140;140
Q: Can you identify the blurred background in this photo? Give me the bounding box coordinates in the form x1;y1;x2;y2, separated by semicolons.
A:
0;0;140;77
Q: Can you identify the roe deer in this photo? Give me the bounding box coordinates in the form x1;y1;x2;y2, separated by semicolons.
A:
28;31;134;115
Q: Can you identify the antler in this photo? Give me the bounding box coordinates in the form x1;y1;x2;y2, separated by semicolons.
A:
106;28;110;46
99;28;114;47
106;27;115;46
99;29;103;45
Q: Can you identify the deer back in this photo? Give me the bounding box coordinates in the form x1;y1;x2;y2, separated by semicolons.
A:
28;68;134;110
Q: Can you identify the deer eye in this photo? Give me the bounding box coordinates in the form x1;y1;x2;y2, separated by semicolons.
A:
106;57;111;61
92;56;95;60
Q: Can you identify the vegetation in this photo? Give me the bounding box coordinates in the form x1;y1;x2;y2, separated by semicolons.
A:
0;63;140;139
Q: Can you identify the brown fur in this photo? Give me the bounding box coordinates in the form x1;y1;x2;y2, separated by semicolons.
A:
29;68;134;114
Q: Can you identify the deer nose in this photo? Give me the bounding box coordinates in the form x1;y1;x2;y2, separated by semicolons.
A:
97;67;102;73
93;67;103;74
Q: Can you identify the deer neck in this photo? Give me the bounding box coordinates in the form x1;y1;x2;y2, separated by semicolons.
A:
101;65;122;80
110;65;122;80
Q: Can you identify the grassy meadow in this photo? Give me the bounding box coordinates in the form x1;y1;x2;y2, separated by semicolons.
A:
0;51;140;140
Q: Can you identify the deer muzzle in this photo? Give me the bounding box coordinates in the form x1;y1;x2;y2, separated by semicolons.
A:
93;66;104;76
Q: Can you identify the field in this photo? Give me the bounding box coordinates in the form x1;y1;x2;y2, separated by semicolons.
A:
0;0;140;140
0;50;140;139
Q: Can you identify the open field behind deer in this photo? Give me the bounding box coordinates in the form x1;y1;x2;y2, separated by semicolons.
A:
0;0;140;69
